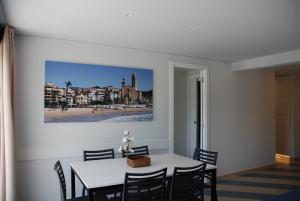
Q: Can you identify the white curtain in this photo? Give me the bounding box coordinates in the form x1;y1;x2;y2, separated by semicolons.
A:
0;25;17;201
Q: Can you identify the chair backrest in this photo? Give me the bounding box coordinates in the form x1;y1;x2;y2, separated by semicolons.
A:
54;161;67;201
170;163;206;201
122;145;149;158
123;168;167;201
193;147;218;166
83;148;115;161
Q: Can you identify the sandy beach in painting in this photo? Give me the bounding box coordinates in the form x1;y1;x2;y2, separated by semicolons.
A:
44;107;153;122
45;107;152;118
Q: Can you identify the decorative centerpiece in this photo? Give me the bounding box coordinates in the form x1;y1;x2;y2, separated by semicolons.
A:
118;130;151;168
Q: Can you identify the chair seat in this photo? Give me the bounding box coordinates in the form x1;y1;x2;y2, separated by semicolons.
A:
105;191;122;201
67;197;88;201
107;196;122;201
67;194;109;201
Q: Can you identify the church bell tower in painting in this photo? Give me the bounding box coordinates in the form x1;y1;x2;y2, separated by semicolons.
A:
131;72;137;90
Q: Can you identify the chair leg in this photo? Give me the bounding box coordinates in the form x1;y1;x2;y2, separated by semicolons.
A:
199;190;204;201
82;187;86;197
210;169;218;201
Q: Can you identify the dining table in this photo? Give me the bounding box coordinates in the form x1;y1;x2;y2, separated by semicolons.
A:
71;153;218;201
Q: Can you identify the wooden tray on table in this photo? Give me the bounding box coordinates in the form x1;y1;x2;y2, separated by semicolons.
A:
127;155;151;168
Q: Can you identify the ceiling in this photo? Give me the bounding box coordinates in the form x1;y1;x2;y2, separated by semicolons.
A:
3;0;300;62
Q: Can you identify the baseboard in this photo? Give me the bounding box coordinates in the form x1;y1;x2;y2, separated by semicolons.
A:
218;164;276;178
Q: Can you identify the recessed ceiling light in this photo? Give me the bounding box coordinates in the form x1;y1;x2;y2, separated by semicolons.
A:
191;27;197;32
126;13;135;17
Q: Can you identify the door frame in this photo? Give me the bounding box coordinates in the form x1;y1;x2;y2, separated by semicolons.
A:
169;61;209;154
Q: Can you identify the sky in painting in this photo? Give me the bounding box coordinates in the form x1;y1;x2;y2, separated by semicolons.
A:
45;61;153;91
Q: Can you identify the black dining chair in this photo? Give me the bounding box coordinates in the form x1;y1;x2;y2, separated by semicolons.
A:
121;145;149;158
82;149;117;197
83;148;115;161
193;148;218;166
193;148;218;192
122;168;167;201
169;163;206;201
54;161;106;201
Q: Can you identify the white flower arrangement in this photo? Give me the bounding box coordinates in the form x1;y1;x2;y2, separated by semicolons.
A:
118;130;135;157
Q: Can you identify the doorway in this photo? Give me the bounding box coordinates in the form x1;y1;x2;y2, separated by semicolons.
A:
274;64;300;162
170;62;208;158
275;74;292;158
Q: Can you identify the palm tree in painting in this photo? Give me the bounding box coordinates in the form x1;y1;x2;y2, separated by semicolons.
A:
65;81;72;110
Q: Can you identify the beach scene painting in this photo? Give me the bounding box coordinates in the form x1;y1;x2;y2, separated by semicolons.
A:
44;61;153;123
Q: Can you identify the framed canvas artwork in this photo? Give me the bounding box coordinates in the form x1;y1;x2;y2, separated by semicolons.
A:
44;61;153;123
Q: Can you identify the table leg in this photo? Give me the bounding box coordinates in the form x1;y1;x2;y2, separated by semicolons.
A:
71;168;75;198
88;189;93;201
210;169;218;201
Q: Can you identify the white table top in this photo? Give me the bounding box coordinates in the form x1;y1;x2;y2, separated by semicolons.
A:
71;153;217;189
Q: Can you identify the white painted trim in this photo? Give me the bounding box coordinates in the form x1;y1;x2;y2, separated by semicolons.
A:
169;61;209;155
200;67;210;151
169;62;175;153
231;49;300;71
172;61;208;71
186;76;191;156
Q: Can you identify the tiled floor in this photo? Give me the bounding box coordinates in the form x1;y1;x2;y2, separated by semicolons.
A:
205;158;300;201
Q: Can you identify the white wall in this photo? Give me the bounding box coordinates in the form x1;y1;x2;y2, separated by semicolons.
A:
16;35;172;161
16;35;276;201
209;66;275;175
174;70;188;156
